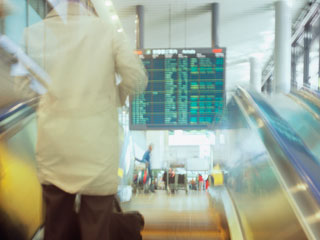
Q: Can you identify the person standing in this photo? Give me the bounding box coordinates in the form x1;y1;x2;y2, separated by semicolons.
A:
24;1;147;240
198;174;204;191
136;144;154;192
162;170;168;190
141;144;153;182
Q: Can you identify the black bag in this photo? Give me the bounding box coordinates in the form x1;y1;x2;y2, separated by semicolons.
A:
110;197;144;240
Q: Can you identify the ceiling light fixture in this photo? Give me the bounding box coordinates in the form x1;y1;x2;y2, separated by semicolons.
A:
105;1;112;7
111;15;119;21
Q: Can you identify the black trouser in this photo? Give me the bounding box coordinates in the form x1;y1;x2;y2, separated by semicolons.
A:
42;184;114;240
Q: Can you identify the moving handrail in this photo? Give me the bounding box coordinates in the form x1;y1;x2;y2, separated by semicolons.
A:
0;98;38;135
235;87;320;239
247;90;320;203
292;87;320;114
301;86;320;98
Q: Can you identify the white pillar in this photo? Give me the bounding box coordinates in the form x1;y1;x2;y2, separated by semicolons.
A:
274;0;291;93
250;57;262;92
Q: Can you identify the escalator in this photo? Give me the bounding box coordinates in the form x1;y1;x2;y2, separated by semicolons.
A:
121;87;320;240
123;191;228;240
222;87;320;239
1;85;320;239
0;101;42;239
269;88;320;160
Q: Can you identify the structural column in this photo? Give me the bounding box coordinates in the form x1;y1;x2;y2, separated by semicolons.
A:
211;3;219;48
267;76;273;95
291;43;297;89
318;21;320;90
318;22;320;90
136;5;144;49
303;23;312;86
274;0;291;93
250;57;262;92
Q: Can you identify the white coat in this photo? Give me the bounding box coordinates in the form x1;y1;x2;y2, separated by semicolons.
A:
24;2;147;195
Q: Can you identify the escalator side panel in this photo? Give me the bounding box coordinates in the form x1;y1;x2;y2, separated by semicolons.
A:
227;88;320;239
0;116;43;239
250;92;320;204
225;126;308;240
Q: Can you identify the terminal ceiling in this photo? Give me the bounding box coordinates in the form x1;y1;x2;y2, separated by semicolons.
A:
113;0;309;95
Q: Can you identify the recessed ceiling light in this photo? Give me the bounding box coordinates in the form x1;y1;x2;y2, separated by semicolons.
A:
105;1;112;7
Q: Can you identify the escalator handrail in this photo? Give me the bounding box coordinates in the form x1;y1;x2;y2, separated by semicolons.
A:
301;86;320;99
0;98;38;121
297;87;320;110
237;87;320;204
0;98;38;134
0;102;29;122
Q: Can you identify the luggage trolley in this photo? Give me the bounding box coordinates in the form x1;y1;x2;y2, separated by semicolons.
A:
132;161;150;194
166;165;188;194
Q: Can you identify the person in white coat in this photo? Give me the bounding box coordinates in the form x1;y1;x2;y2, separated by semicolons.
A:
24;0;147;239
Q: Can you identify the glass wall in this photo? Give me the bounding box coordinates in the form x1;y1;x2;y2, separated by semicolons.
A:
296;55;304;89
309;35;319;90
310;19;320;90
4;0;44;47
291;17;320;91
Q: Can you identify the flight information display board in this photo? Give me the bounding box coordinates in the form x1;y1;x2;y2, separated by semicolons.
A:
130;48;226;130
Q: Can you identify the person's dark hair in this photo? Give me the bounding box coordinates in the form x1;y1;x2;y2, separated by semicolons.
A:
0;209;27;240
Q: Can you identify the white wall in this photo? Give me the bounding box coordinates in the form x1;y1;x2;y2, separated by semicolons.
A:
146;131;166;169
131;131;146;160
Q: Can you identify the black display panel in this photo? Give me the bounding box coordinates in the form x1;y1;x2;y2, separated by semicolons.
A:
130;48;226;130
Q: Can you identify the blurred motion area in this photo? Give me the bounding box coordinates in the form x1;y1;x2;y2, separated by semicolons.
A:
1;0;320;240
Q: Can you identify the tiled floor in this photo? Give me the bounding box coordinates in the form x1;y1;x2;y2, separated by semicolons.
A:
122;191;227;240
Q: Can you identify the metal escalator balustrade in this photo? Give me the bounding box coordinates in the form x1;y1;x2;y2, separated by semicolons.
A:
0;99;38;136
266;92;320;165
292;87;320;114
246;90;320;204
230;92;308;239
286;94;320;121
235;87;320;239
0;100;42;240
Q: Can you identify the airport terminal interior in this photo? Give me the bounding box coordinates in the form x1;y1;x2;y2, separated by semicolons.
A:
1;0;320;239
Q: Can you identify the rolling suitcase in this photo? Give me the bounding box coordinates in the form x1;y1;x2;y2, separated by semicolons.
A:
110;197;145;240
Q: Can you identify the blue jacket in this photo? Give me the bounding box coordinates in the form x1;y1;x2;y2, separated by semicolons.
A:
142;150;151;166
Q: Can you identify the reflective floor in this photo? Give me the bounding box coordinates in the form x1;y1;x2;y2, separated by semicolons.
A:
122;191;227;240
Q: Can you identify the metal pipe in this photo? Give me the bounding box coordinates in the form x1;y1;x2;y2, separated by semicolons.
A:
318;20;320;90
267;76;272;95
26;0;29;27
211;3;219;48
303;23;311;86
291;43;297;89
136;5;144;49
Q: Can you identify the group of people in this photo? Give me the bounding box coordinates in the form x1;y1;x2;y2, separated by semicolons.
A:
189;174;211;191
162;168;176;190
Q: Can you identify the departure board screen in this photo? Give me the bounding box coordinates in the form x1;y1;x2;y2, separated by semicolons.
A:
130;48;226;130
